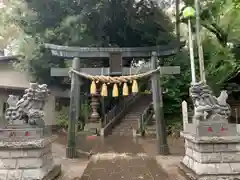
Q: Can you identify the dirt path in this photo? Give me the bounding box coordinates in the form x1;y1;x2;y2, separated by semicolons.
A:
78;135;171;180
80;154;169;180
54;132;185;180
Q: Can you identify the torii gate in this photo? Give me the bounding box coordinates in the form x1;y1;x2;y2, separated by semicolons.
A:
45;43;184;158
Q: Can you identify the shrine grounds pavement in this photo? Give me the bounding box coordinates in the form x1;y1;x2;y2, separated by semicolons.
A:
54;133;186;180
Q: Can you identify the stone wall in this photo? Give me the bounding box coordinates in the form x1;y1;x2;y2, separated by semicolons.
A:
0;135;60;180
0;145;53;179
183;138;240;174
181;134;240;180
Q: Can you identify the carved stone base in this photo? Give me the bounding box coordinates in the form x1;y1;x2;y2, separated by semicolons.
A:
179;162;240;180
0;164;61;180
10;120;25;125
0;128;61;180
184;119;237;137
84;122;101;134
181;130;240;180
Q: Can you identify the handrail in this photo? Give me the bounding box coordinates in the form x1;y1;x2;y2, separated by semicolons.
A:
103;93;141;126
139;102;154;135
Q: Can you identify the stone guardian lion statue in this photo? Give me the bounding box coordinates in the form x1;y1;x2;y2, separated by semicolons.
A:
190;81;231;121
5;83;49;126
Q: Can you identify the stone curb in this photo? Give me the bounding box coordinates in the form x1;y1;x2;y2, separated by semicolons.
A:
0;135;57;149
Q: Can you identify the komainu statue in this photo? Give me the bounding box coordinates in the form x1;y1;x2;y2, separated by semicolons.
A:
5;83;50;126
190;81;231;121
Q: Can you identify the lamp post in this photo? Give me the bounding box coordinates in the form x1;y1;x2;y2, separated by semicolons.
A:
183;6;196;83
176;0;180;53
195;0;206;83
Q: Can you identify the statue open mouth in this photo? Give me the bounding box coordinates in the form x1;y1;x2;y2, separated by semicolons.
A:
5;83;49;127
190;81;231;121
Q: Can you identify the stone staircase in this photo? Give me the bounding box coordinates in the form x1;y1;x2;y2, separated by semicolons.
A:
143;118;156;137
110;95;152;136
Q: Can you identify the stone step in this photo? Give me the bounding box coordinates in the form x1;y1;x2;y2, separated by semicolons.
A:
111;129;133;133
125;113;142;116
123;117;140;120
109;96;153;136
112;129;133;133
116;125;138;128
112;128;134;132
125;113;141;115
123;116;140;118
115;124;138;128
113;126;137;131
120;119;138;122
124;114;140;116
128;114;141;116
114;125;135;129
120;117;139;120
115;121;136;125
118;119;138;123
122;116;139;118
145;125;156;129
145;129;156;134
111;132;133;136
117;120;137;123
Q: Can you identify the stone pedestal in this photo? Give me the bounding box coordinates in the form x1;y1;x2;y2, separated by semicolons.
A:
89;95;100;123
181;120;240;180
0;126;61;180
86;94;101;134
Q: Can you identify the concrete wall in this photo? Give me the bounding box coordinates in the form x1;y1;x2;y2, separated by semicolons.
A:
43;95;56;126
0;62;57;126
229;102;240;118
0;91;9;119
0;62;30;89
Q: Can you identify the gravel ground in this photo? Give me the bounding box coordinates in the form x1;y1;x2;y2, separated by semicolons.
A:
54;132;186;180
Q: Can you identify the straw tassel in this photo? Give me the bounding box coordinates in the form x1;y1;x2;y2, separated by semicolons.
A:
90;81;97;95
132;80;138;93
112;83;119;97
122;82;129;96
101;83;108;97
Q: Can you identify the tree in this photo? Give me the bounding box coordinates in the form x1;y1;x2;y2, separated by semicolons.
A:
181;0;240;47
6;0;239;123
0;0;25;49
179;0;240;89
4;0;176;83
233;0;240;9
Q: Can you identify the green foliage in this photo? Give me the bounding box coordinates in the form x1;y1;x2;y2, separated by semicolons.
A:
12;36;54;83
167;121;183;137
2;0;240;131
179;0;240;87
202;36;239;89
56;106;69;128
181;0;240;47
162;51;191;118
233;0;240;9
4;0;175;82
79;99;91;127
0;0;25;48
56;101;91;130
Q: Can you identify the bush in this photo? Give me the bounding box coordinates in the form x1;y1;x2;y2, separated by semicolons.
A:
167;121;183;138
56;106;69;129
56;102;91;130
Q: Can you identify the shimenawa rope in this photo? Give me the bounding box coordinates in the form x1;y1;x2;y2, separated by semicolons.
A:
69;67;160;84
